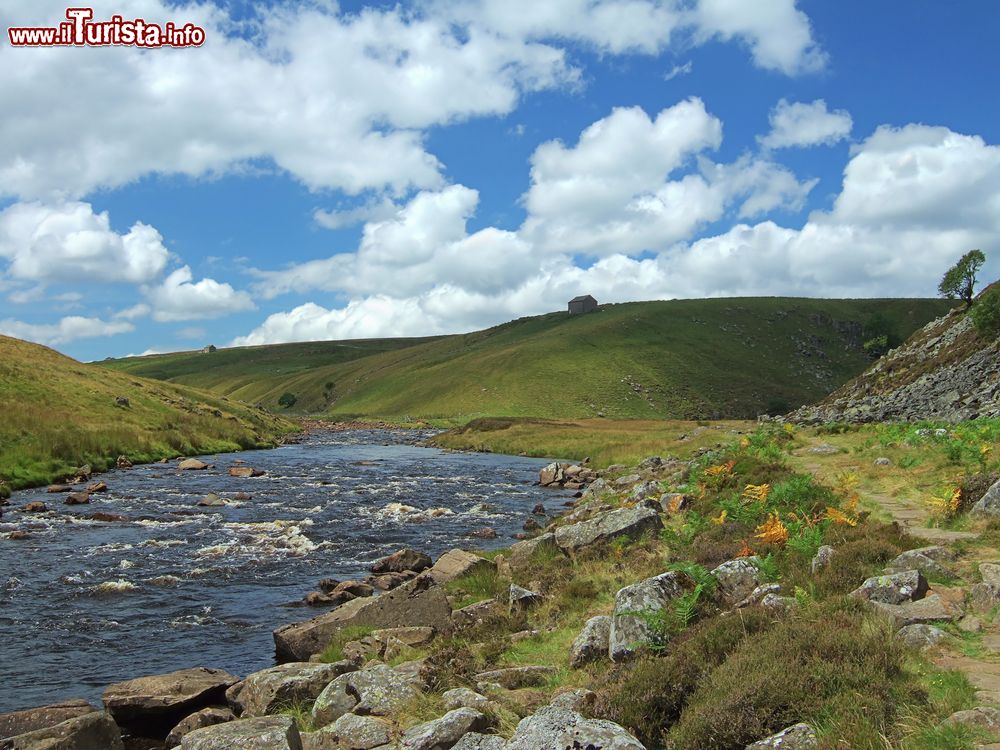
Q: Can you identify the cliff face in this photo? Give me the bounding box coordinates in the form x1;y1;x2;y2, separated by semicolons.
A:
789;295;1000;424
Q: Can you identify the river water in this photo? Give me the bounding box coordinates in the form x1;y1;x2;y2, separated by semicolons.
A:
0;429;567;713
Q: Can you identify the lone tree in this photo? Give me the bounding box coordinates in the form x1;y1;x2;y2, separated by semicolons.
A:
938;249;986;308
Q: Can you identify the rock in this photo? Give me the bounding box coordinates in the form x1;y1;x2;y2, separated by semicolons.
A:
554;506;662;556
197;493;226;508
372;548;433;575
166;707;235;746
0;699;95;739
318;578;341;593
971;563;1000;609
874;457;892;466
522;518;541;532
228;467;265;478
224;681;246;715
64;492;91;505
896;623;955;650
452;733;508;750
115;396;130;408
475;666;555;690
711;558;763;605
116;455;133;469
71;464;93;481
539;463;562;486
86;482;109;493
311;664;420;726
372;626;435;652
972;479;1000;517
745;723;817;749
609;571;694;661
333;581;375;598
810;545;834;574
368;571;416;591
638;456;665;471
47;485;73;493
181;715;302;749
659;493;690;514
239;662;355;717
549;689;596;713
453;599;504;630
509;584;543;612
760;593;797;613
569;616;611;669
442;688;490;711
958;614;984;633
469;527;498;539
509;534;559;570
303;591;339;607
505;705;644;750
735;584;781;609
613;474;642;488
944;706;1000;732
274;574;453;662
178;458;211;471
313;713;392;750
103;666;238;734
7;531;31;540
427;549;494;584
2;711;124;750
851;570;929;605
401;708;488;750
870;593;956;629
884;546;956;579
532;504;546;515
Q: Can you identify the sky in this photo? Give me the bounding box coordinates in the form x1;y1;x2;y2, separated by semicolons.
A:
1;0;999;361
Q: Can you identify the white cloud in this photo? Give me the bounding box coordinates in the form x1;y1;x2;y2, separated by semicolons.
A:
314;197;402;230
145;266;255;322
0;201;170;283
0;315;134;346
664;61;693;80
759;99;853;150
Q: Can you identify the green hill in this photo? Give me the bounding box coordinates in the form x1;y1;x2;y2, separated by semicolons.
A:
102;297;953;423
0;335;297;490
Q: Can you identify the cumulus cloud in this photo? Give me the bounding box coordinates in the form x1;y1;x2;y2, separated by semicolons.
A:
0;201;170;284
0;315;134;346
759;99;853;150
145;266;255;322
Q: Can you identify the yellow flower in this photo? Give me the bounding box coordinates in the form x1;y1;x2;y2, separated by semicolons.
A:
755;512;789;545
712;509;728;525
740;436;751;449
783;423;796;435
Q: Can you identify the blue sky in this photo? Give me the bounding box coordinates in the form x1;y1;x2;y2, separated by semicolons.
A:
1;0;999;361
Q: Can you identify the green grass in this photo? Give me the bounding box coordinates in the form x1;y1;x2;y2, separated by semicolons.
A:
317;625;375;663
0;335;297;490
100;297;950;421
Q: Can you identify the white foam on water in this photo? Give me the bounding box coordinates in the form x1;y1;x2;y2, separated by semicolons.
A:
146;574;182;586
118;560;135;569
92;579;138;595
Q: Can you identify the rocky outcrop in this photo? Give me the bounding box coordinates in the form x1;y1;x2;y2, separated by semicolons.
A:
0;699;96;739
505;705;645;750
884;547;956;579
870;594;957;629
166;707;235;746
238;662;354;717
711;558;763;605
371;549;432;575
401;708;488;750
427;549;493;584
745;723;817;749
508;534;558;570
569;616;611;668
2;711;123;750
180;715;302;749
609;571;694;661
442;688;490;711
896;623;956;650
851;570;929;605
308;713;391;750
311;664;419;726
971;562;1000;610
554;506;662;555
972;478;1000;517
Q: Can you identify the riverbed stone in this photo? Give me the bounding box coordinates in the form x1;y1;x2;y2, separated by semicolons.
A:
711;557;763;605
427;549;494;584
177;459;210;471
197;493;226;507
610;571;694;661
228;467;265;478
744;723;817;749
165;707;235;746
505;705;644;750
554;506;662;555
239;662;355;717
3;711;124;750
371;549;432;575
274;574;453;662
851;570;929;605
181;715;302;749
569;615;611;668
103;666;239;734
0;699;96;740
401;708;488;750
311;664;420;727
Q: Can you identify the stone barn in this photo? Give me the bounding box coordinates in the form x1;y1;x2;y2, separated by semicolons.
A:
568;295;598;315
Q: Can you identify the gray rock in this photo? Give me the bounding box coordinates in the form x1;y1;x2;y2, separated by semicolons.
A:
311;664;419;726
548;690;596;713
239;662;354;717
884;547;956;579
401;708;488;750
637;457;665;471
371;549;433;575
810;545;835;574
509;585;543;612
554;506;662;555
453;600;505;631
711;558;763;605
274;574;453;662
851;570;929;605
759;593;797;613
569;616;611;669
452;733;507;750
3;711;123;750
474;666;555;690
508;534;559;570
870;594;956;629
972;479;1000;517
744;723;817;749
943;706;1000;731
442;688;490;711
896;624;956;650
874;457;892;466
610;571;693;661
971;563;1000;609
427;549;494;585
0;699;96;740
102;666;238;729
197;493;226;507
181;716;302;749
505;706;644;750
613;474;642;488
658;493;690;514
735;584;781;609
166;707;235;746
628;481;660;502
313;714;392;750
178;459;210;471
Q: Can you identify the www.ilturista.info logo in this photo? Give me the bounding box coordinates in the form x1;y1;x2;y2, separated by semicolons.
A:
8;7;206;48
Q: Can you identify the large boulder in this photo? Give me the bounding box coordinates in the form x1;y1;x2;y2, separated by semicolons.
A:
475;666;555;690
0;699;95;739
609;572;694;661
181;715;302;749
569;616;611;669
239;662;355;717
505;705;645;750
509;585;543;613
851;570;929;605
103;666;238;736
744;723;817;749
166;707;235;746
371;549;433;575
307;714;392;750
711;558;763;605
896;623;956;650
870;594;956;629
2;711;123;750
401;708;488;750
452;733;508;750
427;549;494;584
177;459;210;471
554;506;662;555
884;547;955;579
971;562;1000;610
442;688;490;711
274;574;453;662
311;664;419;726
509;534;559;570
972;478;1000;516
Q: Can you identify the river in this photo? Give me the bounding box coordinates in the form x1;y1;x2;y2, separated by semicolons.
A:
0;429;568;713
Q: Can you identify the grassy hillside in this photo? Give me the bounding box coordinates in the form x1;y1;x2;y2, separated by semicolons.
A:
103;298;952;422
0;335;298;490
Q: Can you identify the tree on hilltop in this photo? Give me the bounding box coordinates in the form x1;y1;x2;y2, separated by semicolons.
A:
938;249;986;308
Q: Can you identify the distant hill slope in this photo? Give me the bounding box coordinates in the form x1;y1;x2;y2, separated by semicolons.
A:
789;287;1000;424
103;298;951;423
0;335;297;490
